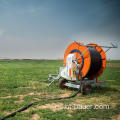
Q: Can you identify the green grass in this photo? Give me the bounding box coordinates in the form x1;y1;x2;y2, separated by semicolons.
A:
0;60;120;120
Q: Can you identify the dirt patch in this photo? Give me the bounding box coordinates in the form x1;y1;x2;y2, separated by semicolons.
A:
36;92;41;96
4;111;11;115
32;114;39;120
14;95;24;104
67;114;72;117
117;115;120;120
111;114;120;120
59;91;71;97
24;108;31;113
33;98;40;101
0;92;41;104
29;92;34;95
74;96;110;105
60;93;71;97
111;102;117;108
1;92;41;99
24;102;64;113
14;99;24;104
38;103;64;111
0;95;12;99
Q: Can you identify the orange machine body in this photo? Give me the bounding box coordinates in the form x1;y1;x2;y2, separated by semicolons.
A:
64;42;106;79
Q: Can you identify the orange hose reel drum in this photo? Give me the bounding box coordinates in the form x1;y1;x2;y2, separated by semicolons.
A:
87;43;106;79
64;42;91;78
64;42;106;79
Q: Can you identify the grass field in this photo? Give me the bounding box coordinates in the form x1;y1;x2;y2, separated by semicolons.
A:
0;60;120;120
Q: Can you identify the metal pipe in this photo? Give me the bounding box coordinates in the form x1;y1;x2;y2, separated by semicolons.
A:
74;41;118;48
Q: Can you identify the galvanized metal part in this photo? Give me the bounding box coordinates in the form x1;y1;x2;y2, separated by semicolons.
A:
64;79;105;89
74;40;118;48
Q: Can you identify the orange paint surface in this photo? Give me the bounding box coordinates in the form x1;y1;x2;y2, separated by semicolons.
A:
64;42;91;78
69;68;71;77
64;42;106;79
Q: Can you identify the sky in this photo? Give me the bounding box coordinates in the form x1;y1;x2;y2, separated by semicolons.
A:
0;0;120;59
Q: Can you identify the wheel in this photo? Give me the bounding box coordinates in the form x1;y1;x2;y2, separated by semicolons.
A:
59;79;68;89
81;84;92;95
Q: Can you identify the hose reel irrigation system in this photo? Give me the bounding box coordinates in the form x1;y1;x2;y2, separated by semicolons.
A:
0;41;117;120
48;41;117;94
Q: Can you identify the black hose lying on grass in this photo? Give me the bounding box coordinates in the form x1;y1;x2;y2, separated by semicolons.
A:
0;69;83;120
0;87;81;120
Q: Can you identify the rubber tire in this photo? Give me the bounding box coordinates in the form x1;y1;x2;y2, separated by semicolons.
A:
59;79;68;89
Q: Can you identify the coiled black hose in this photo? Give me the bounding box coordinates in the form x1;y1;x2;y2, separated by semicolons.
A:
86;47;102;78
